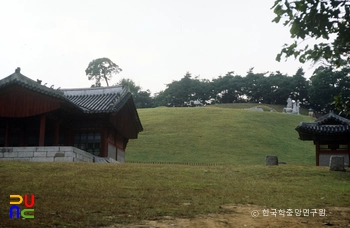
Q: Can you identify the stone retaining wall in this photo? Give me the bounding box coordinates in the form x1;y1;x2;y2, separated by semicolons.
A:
0;147;94;162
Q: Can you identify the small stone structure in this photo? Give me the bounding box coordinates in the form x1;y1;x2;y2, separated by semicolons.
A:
244;107;264;112
0;146;118;163
308;109;315;117
283;96;300;114
283;96;293;114
293;100;300;114
329;156;345;171
265;155;278;166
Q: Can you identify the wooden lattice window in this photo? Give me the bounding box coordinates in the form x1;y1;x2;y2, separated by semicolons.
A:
74;132;101;156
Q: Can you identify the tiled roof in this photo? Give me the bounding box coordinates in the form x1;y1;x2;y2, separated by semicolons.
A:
0;68;65;98
295;112;350;140
314;112;350;125
62;86;130;113
0;68;132;114
1;68;142;136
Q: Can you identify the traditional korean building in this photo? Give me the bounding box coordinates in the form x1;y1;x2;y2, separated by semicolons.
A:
0;68;143;162
295;112;350;166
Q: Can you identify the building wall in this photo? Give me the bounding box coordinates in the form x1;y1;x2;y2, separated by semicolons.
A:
319;154;349;166
106;129;127;162
0;85;62;118
117;148;125;162
107;143;116;160
1;114;133;162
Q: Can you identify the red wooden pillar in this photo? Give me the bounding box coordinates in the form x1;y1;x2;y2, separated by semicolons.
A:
39;115;46;146
348;143;350;168
5;122;10;147
101;129;108;157
66;129;73;146
54;122;60;146
20;129;25;146
315;141;320;166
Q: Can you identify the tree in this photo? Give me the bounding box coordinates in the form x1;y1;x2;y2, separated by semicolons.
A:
243;70;268;103
118;78;154;108
154;72;213;107
264;71;293;104
135;90;154;108
85;58;122;87
118;78;141;97
290;68;309;104
271;0;350;67
211;72;246;103
329;67;350;115
162;72;194;106
308;66;350;113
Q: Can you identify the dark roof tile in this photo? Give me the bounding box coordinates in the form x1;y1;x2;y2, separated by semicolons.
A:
296;112;350;140
62;86;129;113
0;70;65;98
0;69;132;114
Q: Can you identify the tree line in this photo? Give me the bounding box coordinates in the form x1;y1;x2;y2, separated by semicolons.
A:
84;57;350;114
127;66;350;114
85;1;349;114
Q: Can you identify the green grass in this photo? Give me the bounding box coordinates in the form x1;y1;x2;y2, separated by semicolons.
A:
127;106;315;164
207;103;310;115
0;162;349;227
1;104;348;228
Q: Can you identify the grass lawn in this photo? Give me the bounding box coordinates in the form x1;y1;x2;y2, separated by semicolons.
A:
126;105;315;164
1;104;349;228
0;162;349;227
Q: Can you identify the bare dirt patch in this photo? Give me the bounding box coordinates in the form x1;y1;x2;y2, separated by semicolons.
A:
106;204;350;228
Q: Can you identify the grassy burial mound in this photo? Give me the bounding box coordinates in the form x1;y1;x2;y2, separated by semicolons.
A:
127;105;315;165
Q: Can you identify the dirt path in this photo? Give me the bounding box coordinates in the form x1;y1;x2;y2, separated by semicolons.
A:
106;204;350;228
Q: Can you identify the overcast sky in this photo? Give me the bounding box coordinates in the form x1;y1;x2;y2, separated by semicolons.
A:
0;0;316;95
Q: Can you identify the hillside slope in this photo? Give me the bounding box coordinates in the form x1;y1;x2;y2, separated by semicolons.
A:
126;107;316;165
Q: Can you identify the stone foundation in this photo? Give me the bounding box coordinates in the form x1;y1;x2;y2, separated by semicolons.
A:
0;147;107;162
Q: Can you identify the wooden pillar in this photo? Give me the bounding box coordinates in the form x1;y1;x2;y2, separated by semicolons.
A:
19;122;26;146
54;122;60;146
348;143;350;168
20;129;25;146
39;115;46;146
5;122;10;147
101;129;108;157
315;141;320;166
66;129;73;146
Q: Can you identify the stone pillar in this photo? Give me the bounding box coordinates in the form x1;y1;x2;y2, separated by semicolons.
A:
329;156;345;171
266;155;278;166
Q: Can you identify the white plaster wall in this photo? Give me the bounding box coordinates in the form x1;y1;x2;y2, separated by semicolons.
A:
107;144;117;160
117;148;125;163
319;154;349;166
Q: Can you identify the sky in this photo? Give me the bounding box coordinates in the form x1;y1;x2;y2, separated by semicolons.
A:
0;0;317;95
